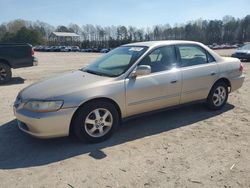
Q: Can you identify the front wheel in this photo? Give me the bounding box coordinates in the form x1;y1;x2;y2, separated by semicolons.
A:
72;101;119;143
207;82;228;110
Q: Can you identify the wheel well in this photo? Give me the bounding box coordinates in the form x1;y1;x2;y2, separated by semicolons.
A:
0;59;10;67
213;78;231;92
69;97;122;136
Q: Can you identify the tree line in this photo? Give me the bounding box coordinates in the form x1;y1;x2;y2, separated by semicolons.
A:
0;15;250;48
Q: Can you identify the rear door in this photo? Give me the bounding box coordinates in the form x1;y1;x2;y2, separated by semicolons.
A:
176;44;219;104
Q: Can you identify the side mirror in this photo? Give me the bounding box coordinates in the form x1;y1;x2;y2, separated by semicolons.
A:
130;65;151;77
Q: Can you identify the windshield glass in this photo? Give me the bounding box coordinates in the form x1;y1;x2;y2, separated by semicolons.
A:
82;46;148;77
240;44;250;50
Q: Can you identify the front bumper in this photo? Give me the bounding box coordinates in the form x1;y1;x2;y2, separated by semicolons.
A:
14;105;77;139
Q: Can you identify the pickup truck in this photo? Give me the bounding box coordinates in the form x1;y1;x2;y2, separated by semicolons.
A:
0;43;38;84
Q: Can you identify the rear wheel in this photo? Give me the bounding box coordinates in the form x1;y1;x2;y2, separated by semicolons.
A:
207;81;228;110
0;63;12;84
72;101;119;143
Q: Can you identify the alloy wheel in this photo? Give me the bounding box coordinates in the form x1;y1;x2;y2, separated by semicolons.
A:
212;86;227;107
84;108;113;137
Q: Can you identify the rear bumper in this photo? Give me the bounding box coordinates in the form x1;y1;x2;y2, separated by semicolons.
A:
33;56;38;66
230;74;245;92
11;56;38;69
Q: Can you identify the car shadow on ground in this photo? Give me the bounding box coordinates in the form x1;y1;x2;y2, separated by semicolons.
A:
0;77;25;86
0;103;234;169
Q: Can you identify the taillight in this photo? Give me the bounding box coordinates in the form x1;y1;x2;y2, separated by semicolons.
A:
31;48;35;56
239;63;243;72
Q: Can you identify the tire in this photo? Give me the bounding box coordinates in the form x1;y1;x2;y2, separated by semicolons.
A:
0;62;12;84
207;81;228;110
72;100;119;143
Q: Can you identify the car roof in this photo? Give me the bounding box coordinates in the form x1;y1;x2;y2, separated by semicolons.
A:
123;40;202;48
122;40;223;62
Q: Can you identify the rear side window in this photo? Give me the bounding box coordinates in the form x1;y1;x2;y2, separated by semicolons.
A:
177;45;214;67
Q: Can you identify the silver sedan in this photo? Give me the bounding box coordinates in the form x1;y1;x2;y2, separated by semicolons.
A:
14;41;245;143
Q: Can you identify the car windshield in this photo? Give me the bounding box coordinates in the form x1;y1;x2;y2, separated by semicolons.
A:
240;44;250;50
82;46;148;77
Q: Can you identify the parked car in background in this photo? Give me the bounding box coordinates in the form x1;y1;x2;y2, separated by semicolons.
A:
14;40;244;143
80;48;87;52
92;48;100;52
60;46;70;52
35;46;113;53
81;48;93;52
39;46;46;52
71;46;80;52
208;43;239;50
0;43;37;84
53;46;61;52
58;46;65;52
44;46;52;52
100;48;110;53
67;46;72;52
34;46;43;51
48;46;56;52
232;44;250;61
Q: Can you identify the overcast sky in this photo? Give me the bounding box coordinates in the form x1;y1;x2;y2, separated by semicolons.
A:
0;0;249;27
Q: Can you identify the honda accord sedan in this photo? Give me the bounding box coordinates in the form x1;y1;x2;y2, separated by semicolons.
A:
14;40;245;143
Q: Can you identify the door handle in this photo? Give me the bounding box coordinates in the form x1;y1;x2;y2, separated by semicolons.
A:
170;80;178;84
210;72;216;76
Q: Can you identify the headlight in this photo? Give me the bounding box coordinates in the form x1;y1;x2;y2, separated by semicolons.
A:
24;100;64;112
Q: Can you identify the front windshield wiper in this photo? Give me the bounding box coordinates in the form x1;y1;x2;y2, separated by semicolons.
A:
83;69;112;77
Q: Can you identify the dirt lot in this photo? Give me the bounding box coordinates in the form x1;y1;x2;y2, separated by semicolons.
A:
0;50;249;188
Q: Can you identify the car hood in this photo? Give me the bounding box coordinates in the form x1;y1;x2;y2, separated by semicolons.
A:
20;70;112;100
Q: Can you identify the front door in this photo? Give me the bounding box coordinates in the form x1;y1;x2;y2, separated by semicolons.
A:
125;45;182;116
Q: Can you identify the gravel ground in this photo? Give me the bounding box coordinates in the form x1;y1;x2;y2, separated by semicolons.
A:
0;50;249;188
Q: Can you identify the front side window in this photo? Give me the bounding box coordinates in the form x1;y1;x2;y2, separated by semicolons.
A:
83;46;148;77
139;45;177;73
178;45;213;67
